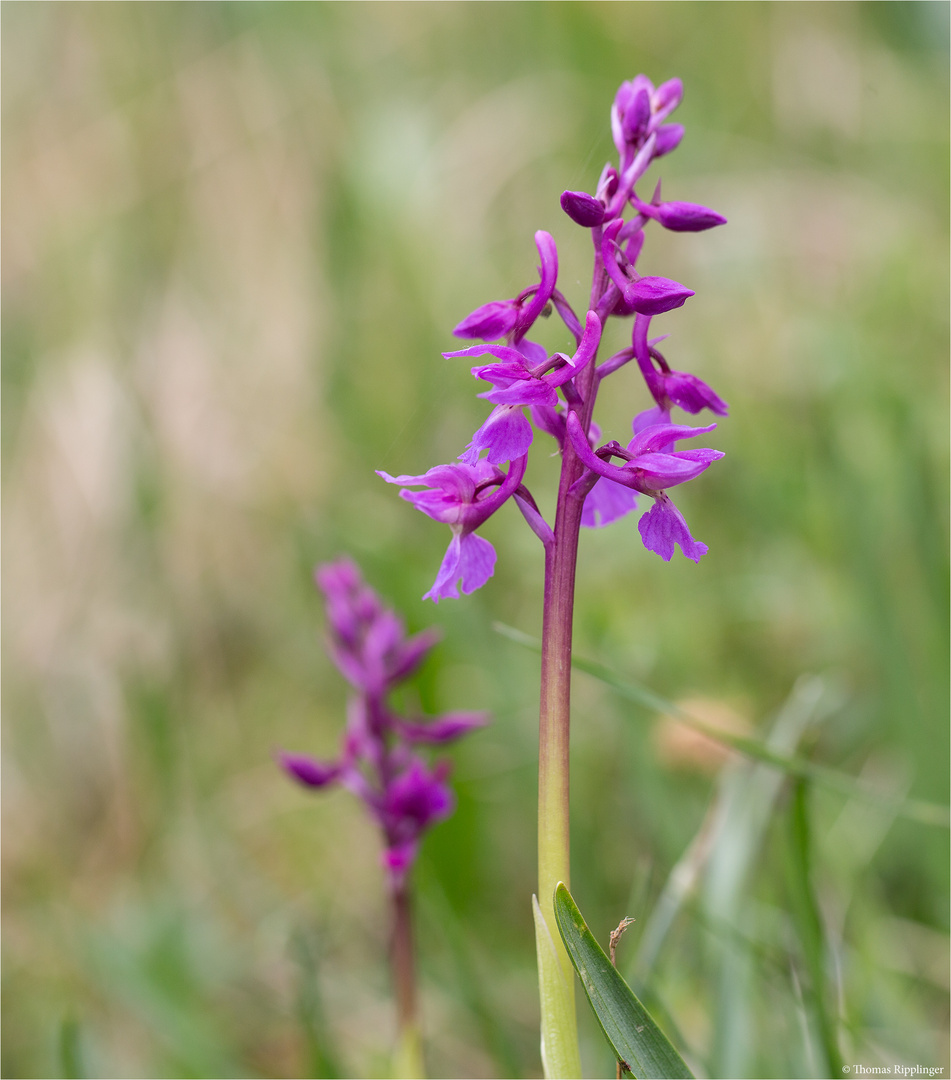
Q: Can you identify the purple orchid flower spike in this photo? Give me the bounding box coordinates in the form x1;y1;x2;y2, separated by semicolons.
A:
454;230;559;345
446;311;602;465
377;74;729;1074
278;558;487;886
566;410;723;562
378;455;527;601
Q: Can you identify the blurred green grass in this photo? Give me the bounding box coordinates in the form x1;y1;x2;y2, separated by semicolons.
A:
2;3;948;1077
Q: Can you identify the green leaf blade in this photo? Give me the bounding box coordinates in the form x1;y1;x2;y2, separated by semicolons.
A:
553;883;693;1080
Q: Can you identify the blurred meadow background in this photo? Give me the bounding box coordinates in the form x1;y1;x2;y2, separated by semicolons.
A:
3;3;949;1078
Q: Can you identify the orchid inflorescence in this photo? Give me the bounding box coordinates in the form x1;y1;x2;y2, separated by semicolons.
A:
279;558;486;887
380;74;728;601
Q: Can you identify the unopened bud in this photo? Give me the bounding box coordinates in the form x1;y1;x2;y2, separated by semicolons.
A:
560;189;605;227
621;87;651;143
655;201;727;232
652;123;684;157
624;276;694;316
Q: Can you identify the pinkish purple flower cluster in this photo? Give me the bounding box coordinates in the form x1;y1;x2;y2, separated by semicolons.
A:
381;75;727;602
278;558;486;885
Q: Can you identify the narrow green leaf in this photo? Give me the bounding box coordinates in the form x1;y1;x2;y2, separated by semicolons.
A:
493;623;950;829
785;779;843;1075
553;883;693;1080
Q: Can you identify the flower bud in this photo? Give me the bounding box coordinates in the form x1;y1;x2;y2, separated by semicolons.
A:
560;189;605;227
655;201;727;232
621;87;651;143
624;276;694;316
651;78;683;119
652;123;684;157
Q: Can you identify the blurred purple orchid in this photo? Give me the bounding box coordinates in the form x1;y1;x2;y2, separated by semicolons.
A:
278;558;486;885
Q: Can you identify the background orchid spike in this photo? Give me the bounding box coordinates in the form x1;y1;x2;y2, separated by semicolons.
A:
278;557;487;883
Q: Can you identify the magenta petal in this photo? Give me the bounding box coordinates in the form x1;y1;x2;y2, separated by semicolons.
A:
314;558;361;596
396;712;489;744
653;123;684;157
628;420;717;457
278;752;341;788
454;300;518;340
622;87;651;142
515;231;559;335
455;532;496;594
564;310;602;371
423;532;497;602
638;494;708;563
516;338;549;365
632;450;719;489
382;840;418;884
581;478;639;528
445;343;526;365
633;405;673;435
480;380;558;408
460;405;534;465
664;370;729;415
651;78;683;123
387;629;440;684
530;404;566;446
384;759;455;832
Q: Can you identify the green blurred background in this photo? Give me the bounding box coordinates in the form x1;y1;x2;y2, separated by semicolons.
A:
3;3;948;1077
